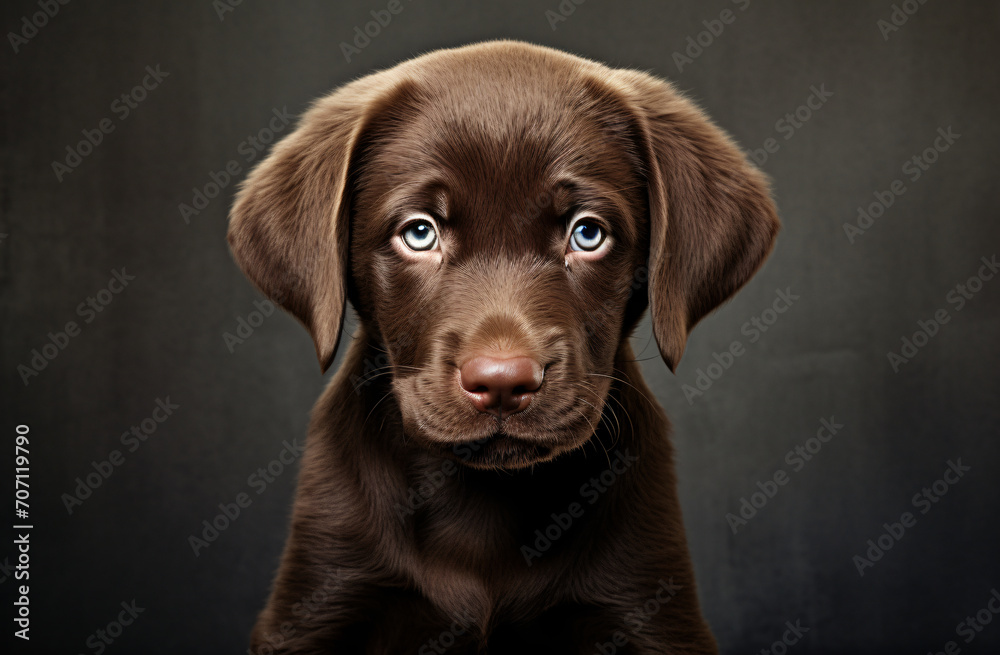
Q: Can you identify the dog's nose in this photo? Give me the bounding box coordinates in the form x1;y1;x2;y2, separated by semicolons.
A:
459;355;544;417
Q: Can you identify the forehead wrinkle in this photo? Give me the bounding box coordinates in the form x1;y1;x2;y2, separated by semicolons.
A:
432;189;449;218
378;178;448;218
368;117;551;221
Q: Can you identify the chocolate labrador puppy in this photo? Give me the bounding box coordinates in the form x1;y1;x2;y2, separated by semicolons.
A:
228;40;778;654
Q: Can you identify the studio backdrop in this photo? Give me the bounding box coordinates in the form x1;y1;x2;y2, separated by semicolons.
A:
2;1;998;653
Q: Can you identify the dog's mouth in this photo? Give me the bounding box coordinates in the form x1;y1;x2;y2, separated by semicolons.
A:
398;394;603;470
391;355;613;470
416;399;603;470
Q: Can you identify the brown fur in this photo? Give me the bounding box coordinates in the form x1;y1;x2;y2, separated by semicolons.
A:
228;40;779;654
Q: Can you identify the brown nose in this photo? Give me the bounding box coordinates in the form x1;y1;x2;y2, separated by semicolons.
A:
459;355;544;417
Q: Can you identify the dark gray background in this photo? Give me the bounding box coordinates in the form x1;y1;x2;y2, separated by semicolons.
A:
3;0;998;653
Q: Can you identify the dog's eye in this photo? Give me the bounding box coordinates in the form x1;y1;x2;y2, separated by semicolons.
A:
569;221;605;252
401;220;438;251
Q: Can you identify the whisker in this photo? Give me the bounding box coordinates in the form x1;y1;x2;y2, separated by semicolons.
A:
353;365;423;388
579;382;625;454
362;391;395;434
620;354;660;363
586;372;657;411
574;385;618;466
353;371;396;388
598;390;633;452
577;383;619;442
571;407;611;469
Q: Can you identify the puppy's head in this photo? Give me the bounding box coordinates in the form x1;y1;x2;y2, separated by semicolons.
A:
228;41;779;470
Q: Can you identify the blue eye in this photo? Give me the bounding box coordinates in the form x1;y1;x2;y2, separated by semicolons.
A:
569;221;605;252
401;220;438;251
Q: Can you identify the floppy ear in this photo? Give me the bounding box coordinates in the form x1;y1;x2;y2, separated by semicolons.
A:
227;74;396;372
612;70;780;371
